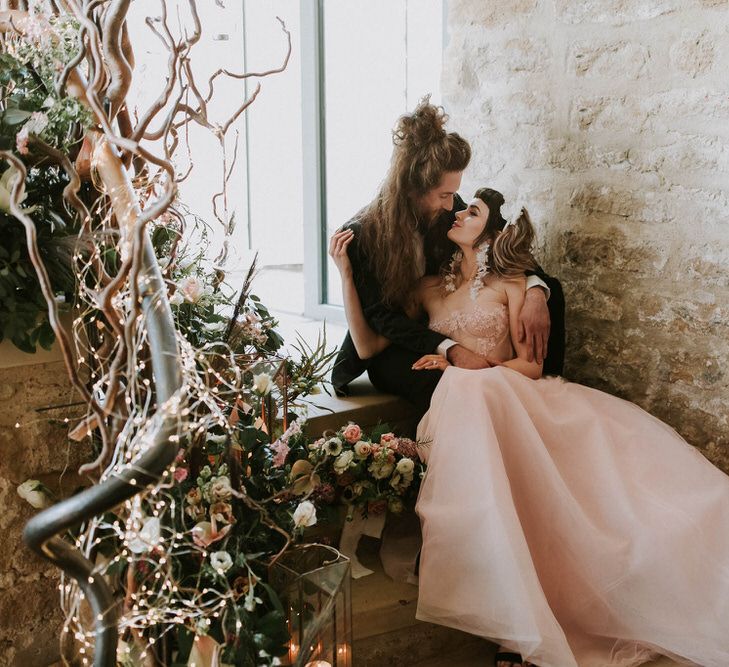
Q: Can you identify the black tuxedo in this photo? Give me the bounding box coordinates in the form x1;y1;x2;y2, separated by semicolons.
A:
332;194;565;416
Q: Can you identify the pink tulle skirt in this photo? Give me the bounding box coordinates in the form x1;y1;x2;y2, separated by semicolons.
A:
415;366;729;667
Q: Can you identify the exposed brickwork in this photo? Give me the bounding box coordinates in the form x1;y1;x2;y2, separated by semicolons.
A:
443;0;729;468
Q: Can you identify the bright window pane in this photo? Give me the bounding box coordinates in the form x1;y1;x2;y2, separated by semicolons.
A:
322;0;444;307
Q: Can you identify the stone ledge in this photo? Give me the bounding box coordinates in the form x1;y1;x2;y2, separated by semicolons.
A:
306;376;419;437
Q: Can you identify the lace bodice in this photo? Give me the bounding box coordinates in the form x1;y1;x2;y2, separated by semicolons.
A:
429;302;510;358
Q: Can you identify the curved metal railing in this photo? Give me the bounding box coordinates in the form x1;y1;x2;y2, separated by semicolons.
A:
23;233;182;666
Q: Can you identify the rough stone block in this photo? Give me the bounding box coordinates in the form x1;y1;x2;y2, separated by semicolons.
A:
499;91;555;126
629;132;729;175
669;30;717;78
449;0;539;28
525;138;631;172
559;227;669;275
571;95;650;133
556;0;682;25
504;37;551;73
568;40;651;79
648;89;729;125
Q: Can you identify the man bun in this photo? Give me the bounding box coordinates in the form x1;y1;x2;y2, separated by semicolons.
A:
393;96;447;147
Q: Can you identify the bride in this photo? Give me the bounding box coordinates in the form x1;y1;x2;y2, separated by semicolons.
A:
329;190;729;667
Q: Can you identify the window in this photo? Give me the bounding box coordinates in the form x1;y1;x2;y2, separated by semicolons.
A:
127;2;444;321
302;1;445;320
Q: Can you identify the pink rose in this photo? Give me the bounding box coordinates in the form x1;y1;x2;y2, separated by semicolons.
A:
15;127;30;155
380;433;398;449
174;467;189;482
271;439;290;468
342;423;362;444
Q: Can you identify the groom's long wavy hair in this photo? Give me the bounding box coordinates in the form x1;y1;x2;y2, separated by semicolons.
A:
357;98;471;309
474;187;537;277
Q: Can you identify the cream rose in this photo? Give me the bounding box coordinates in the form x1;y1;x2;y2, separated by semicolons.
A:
369;461;395;480
333;450;354;474
252;372;273;396
396;457;415;475
293;500;317;528
16;479;49;509
186;488;202;505
208;475;233;502
354;441;372;459
210;550;233;573
127;516;161;554
178;276;205;303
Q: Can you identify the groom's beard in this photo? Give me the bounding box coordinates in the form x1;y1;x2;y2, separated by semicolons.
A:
417;207;442;233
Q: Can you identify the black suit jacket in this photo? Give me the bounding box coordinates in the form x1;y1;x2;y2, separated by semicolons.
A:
332;194;565;395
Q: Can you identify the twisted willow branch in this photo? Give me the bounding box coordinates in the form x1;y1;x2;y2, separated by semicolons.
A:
5;136;183;665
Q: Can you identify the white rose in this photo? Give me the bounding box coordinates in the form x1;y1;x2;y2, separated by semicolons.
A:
178;276;205;303
168;290;184;306
293;500;317;528
333;450;354;474
210;550;233;573
127;516;161;554
369;461;394;480
16;479;49;509
206;320;228;333
252;373;273;396
0;167;27;213
26;111;49;135
208;475;233;502
396;458;415;475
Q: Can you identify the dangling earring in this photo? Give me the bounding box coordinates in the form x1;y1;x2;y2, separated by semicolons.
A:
469;243;491;300
443;250;463;294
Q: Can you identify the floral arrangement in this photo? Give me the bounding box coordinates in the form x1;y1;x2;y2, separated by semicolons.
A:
270;421;426;523
0;13;94;352
3;6;409;667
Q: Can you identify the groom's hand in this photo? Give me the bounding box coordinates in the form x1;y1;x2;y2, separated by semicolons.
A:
518;287;550;364
446;345;491;369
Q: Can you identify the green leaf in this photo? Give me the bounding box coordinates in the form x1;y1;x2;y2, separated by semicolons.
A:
2;108;32;125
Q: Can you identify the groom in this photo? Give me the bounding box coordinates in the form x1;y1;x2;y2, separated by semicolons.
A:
331;100;564;415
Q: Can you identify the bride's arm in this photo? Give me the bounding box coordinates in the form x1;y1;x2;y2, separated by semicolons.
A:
502;276;543;379
329;230;390;359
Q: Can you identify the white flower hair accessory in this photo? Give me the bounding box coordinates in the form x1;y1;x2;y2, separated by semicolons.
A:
500;201;526;228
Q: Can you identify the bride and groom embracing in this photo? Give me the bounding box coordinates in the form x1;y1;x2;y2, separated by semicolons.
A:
328;99;729;667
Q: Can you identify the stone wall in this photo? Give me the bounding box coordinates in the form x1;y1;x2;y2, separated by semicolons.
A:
0;350;88;666
442;0;729;469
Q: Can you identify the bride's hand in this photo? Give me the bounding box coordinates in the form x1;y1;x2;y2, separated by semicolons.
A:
328;229;355;279
412;354;451;371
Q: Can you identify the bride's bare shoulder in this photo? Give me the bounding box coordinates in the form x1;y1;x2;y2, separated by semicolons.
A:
416;274;442;295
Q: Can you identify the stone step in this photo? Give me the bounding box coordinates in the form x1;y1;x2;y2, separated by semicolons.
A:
350;537;494;667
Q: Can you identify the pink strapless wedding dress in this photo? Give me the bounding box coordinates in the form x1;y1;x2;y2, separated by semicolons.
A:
415;302;729;667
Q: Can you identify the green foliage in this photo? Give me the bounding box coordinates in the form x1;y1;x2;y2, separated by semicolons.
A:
0;17;93;352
